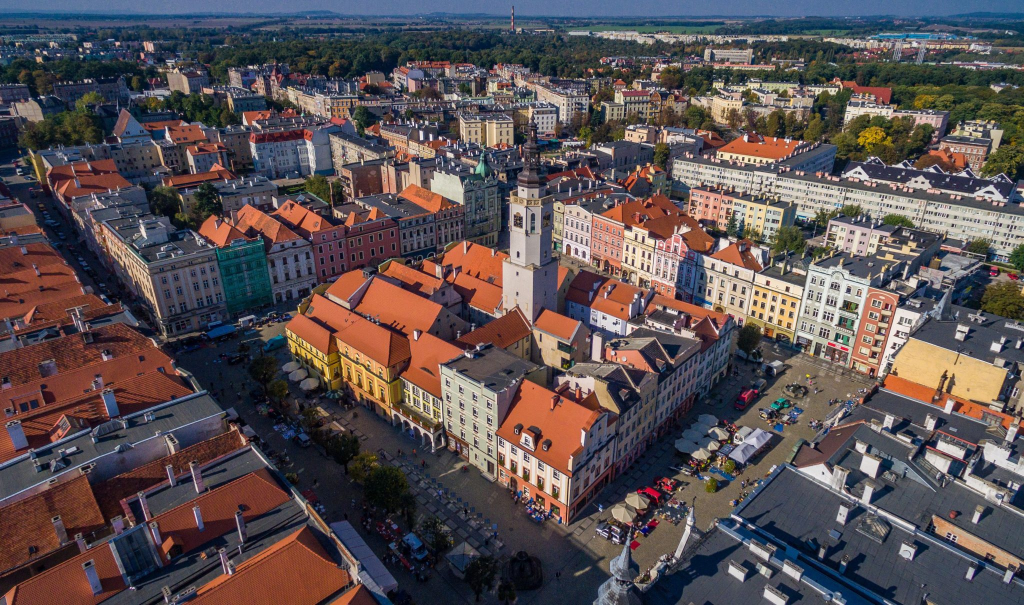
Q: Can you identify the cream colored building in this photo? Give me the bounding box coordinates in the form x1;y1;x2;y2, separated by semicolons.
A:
458;113;514;148
100;214;226;337
711;96;743;124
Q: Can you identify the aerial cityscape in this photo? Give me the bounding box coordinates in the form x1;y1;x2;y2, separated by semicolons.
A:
2;7;1024;605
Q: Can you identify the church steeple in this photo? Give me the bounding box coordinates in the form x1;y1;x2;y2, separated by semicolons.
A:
517;121;545;193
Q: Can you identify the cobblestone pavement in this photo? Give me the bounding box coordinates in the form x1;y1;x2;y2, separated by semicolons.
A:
177;320;873;604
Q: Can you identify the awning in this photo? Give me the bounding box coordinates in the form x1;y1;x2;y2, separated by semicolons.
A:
330;521;398;594
282;361;300;373
707;427;731;441
692;449;712;461
728;429;774;464
675;439;699;454
299;377;319;391
611;504;637;524
289;368;308;382
734;426;754;443
682;428;705;442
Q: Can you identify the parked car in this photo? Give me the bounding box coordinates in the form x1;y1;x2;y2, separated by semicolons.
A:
751;378;768;393
991;267;1001;277
637;487;663;505
735;387;758;411
292;433;312;448
1010;273;1020;281
402;532;429;561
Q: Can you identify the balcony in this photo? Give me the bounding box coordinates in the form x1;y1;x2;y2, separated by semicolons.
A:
840;302;860;314
556;342;576;354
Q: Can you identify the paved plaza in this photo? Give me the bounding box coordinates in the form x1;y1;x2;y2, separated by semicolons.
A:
174;321;874;604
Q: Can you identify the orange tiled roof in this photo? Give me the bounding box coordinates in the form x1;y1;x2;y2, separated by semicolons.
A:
141;119;187;131
352;279;447;338
718;133;802;161
381;262;446;298
91;431;246;521
399;184;455;214
565;271;647;322
272;200;333;237
403;332;462;398
450;272;503;314
17;294;106;328
234;204;302;249
640;214;714;253
883;375;1014;430
711;239;763;272
324;272;372;305
533;309;582;341
47;160;131;201
192;526;352;604
3;536;126;605
0;474;105;574
241;110;274;125
162;166;237;189
496;381;605;475
335;316;411;369
165;123;207;145
457;308;531;350
186;142;228;156
152;469;290;564
431;241;507;286
198;215;252;248
840;81;892;104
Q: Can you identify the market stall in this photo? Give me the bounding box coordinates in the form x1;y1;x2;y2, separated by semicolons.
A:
728;428;774;464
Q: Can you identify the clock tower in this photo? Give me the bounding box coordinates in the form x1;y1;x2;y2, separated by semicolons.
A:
502;122;558;322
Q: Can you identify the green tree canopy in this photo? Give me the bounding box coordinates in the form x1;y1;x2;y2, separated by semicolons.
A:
304;174;341;204
839;204;863;218
982;145;1024;180
771;225;806;255
148;186;181;218
464;556;497;602
881;214;914;228
653;143;670;170
349;452;379;484
364;465;410;513
1010;244;1024;272
267;379;289;403
981;282;1024;320
965;239;991;257
736;323;763;356
247;355;278;391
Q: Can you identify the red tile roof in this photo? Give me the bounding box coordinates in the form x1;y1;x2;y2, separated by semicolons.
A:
381;262;446;298
428;241;507;286
840;80;893;104
192;526;352;604
234;204;302;249
565;271;647;322
496;382;605;475
162;166;237;189
0;474;105;574
3;536;126;605
533;309;582;342
352;279;448;338
450;272;503;315
710;239;763;272
165;124;207;145
198;216;252;248
457;308;531;350
47;160;132;201
718;133;802;161
152;469;291;564
403;333;462;398
399;184;456;214
883;375;1014;430
272;200;335;237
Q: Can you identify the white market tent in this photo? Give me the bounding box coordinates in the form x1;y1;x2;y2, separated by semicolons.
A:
728;429;774;464
329;521;398;594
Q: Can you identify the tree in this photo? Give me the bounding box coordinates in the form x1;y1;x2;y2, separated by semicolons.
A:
653;143;670;170
725;213;739;237
981;282;1024;320
352;106;378;134
464;556;497;602
349;452;379;484
771;225;806;255
304;174;340;205
248;355;278;392
148;186;181;218
365;465;410;513
813;208;839;228
722;459;736;474
267;379;290;404
75;91;105;112
982;145;1024;180
1010;244;1024;272
839;204;862;218
327;434;361;471
965;239;991;258
857;126;891;155
804;114;824;142
497;580;517;605
658;66;683;90
736;324;763;356
188;183;222;227
705;477;719;493
419;516;454;554
881;214;914;228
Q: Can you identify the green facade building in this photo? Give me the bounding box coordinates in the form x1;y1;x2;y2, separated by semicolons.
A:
216;238;273;315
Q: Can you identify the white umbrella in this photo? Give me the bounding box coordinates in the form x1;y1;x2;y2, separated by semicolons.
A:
282;361;300;373
682;428;704;442
611;504;637;524
675;439;700;454
288;368;308;382
697;437;721;452
625;492;650;510
707;426;731;441
299;377;319;391
697;414;718;425
692;449;712;461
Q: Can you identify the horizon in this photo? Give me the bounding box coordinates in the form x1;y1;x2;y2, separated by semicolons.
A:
1;2;1022;19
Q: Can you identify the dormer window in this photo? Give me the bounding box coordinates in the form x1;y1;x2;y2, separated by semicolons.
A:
520;433;534;450
513;423;523;435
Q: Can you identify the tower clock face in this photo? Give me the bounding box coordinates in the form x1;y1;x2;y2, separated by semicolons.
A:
514;213;524;229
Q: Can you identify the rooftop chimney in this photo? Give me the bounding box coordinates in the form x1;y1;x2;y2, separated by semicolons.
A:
75;533;87;553
924;413;937;432
1005;565;1017;584
235;510;247;544
899;541;917;561
6;420;28;451
861;479;878;506
1007;422;1020;444
111;516;125;535
831;465;849;492
944;398;956;414
973;505;985;524
82;560;103;595
190;461;204;493
138;491;152;521
860;453;882;479
101;389;118;418
966;563;978;581
149;521;161;546
166;464;177;487
836;503;851;526
882;413;896;431
52;515;69;544
193;505;204;532
413;329;422;341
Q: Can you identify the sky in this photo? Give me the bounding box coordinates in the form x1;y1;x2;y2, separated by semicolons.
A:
2;0;1021;17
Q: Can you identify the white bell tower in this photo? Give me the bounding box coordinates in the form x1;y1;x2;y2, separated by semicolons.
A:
502;121;558;322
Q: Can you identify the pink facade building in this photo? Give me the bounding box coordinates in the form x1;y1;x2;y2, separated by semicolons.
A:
687;187;735;229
